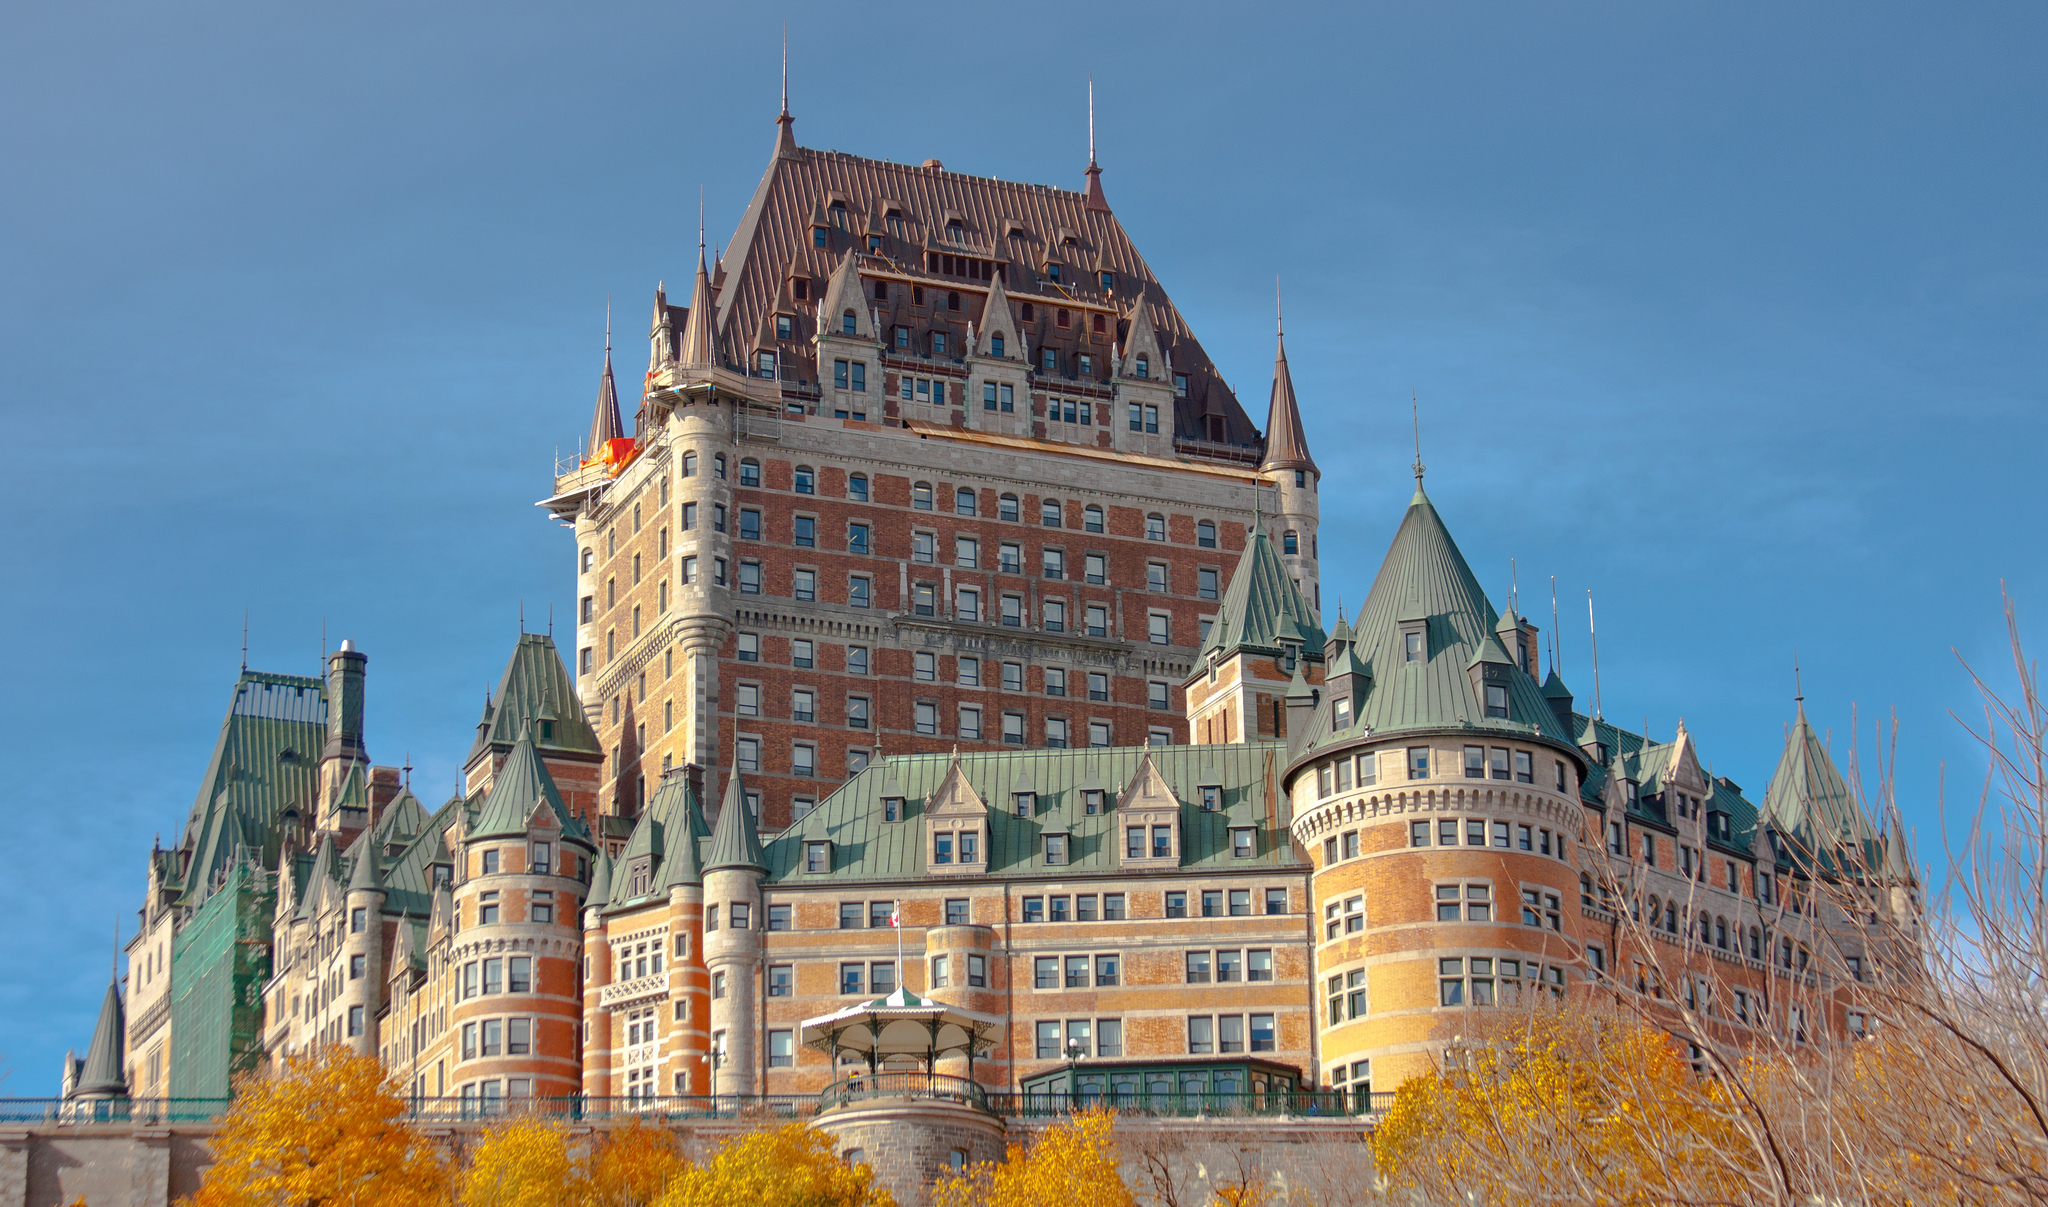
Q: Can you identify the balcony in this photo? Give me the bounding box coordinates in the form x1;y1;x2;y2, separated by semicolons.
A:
599;971;668;1010
818;1072;989;1114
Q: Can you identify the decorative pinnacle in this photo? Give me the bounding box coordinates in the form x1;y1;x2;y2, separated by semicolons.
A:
780;24;789;118
1411;391;1426;484
1087;74;1096;168
1794;649;1804;705
1276;278;1283;337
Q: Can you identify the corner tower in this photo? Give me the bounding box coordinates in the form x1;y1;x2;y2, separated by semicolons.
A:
1260;317;1320;615
1284;481;1585;1098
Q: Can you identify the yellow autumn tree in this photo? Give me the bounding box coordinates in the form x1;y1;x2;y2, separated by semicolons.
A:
580;1119;688;1207
459;1116;575;1207
656;1123;895;1207
1373;1005;1749;1205
930;1108;1133;1207
184;1046;448;1207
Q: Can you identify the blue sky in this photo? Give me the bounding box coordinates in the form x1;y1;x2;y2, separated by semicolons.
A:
2;1;2042;1092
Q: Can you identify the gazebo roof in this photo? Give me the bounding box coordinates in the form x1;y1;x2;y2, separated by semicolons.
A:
800;987;1001;1058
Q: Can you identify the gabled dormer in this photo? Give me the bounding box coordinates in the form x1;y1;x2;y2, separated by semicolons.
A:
1117;752;1181;870
1466;634;1517;722
923;755;987;876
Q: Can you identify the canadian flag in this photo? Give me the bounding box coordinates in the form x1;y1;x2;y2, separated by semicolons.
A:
888;911;901;928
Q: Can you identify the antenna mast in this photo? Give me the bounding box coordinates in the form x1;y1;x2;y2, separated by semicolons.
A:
1587;590;1604;720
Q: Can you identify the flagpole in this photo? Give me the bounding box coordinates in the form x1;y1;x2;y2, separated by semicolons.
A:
895;899;904;992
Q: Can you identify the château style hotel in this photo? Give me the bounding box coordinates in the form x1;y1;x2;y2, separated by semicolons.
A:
68;89;1916;1127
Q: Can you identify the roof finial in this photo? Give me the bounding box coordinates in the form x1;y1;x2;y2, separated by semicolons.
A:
1510;558;1518;616
1587;589;1604;720
773;29;798;157
518;599;525;635
698;187;706;258
1411;390;1426;484
241;608;249;671
604;293;611;353
111;916;119;982
1794;649;1804;705
1087;74;1097;169
1276;277;1283;337
402;751;412;790
547;602;554;639
780;23;789;118
1549;576;1561;676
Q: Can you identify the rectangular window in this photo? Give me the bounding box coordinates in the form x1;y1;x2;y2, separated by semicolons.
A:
839;902;862;930
1153;825;1173;859
1247;949;1274;982
1187;1016;1214;1054
1409;747;1431;779
1165;891;1187;918
1216;950;1243;982
839;964;863;995
1185;949;1213;984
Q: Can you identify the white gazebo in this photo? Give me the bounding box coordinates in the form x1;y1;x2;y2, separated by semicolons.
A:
800;986;1002;1080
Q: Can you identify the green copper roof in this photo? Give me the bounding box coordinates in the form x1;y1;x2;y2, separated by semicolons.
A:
1541;669;1574;701
586;850;614;909
706;771;767;873
1294;487;1576;759
73;978;127;1098
765;743;1302;883
1201;529;1325;660
177;671;327;905
607;771;708;909
1763;705;1878;854
345;834;383;893
470;729;590;842
468;634;602;764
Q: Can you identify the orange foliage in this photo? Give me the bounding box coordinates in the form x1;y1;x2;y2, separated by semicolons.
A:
930;1108;1132;1207
183;1046;448;1207
581;1120;687;1207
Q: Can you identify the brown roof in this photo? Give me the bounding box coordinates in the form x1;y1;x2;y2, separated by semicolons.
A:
702;119;1261;448
1259;329;1317;475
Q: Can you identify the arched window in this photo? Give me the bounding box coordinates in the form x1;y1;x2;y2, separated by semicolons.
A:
1134;354;1149;379
947;291;961;311
681;451;697;478
999;494;1019;522
1646;896;1660;926
955;487;976;516
1579;874;1593;908
989;334;1004;358
842;310;857;335
1020;303;1035;322
1083;505;1104;533
912;482;934;511
1283;530;1299;555
848;473;869;502
1145;513;1166;541
714;453;726;480
1196;520;1216;548
1714;917;1728;949
794;466;815;495
739;458;761;487
1665;903;1678;933
1040;499;1061;527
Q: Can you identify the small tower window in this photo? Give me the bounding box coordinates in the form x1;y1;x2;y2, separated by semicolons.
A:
989;334;1004;357
1134;354;1148;378
842;310;857;335
1283;530;1299;555
1100;271;1115;291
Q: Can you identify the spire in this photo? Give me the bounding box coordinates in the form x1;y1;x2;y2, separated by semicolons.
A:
587;305;624;456
705;771;767;873
1410;392;1426;494
1205;527;1325;658
1763;696;1879;854
73;972;127;1099
1258;299;1317;476
678;210;719;368
774;27;798;159
1083;76;1109;213
346;841;383;895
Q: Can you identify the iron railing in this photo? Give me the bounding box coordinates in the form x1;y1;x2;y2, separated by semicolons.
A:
989;1089;1386;1119
0;1087;1396;1126
819;1072;988;1113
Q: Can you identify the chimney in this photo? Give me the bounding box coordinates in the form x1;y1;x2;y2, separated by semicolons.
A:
323;641;368;765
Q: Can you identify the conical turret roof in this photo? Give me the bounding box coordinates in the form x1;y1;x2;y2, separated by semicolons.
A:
346;834;383;894
585;850;613;912
1203;529;1325;658
1259;330;1317;476
1763;703;1878;853
1292;486;1576;759
470;728;585;841
1541;669;1574;701
705;771;766;873
588;337;624;455
73;978;127;1098
678;250;719;368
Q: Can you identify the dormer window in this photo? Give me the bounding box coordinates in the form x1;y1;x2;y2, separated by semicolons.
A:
1333;697;1352;727
1013;792;1034;817
805;841;831;873
1199;785;1222;812
793;277;809;300
883;797;904;822
1099;271;1115;291
989;334;1004;357
946;219;964;243
1484;684;1509;719
1402;627;1426;663
842;310;857;335
1049;265;1063;283
1709;811;1731;841
1043;833;1068;865
888;212;906;239
830;202;849;229
1626;780;1641;806
1134;354;1149;378
1083;789;1105;814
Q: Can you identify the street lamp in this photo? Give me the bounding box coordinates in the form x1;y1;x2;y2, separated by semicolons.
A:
1064;1037;1087;1111
700;1046;725;1112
